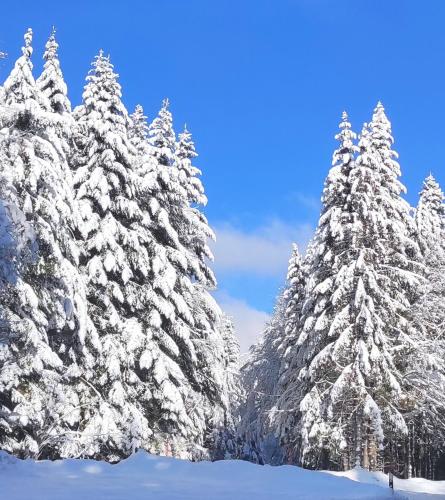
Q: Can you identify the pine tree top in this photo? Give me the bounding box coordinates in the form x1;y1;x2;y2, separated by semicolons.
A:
3;28;48;110
130;104;149;143
286;243;302;282
148;98;176;166
177;124;198;160
332;110;358;168
43;27;58;61
366;100;396;149
416;173;445;253
78;50;128;133
419;173;445;205
37;27;71;114
23;28;33;58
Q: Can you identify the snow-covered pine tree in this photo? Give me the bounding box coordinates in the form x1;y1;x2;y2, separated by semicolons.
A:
129;103;211;457
207;313;244;460
275;106;421;472
238;241;306;465
219;314;242;419
274;111;359;468
406;174;445;478
0;29;90;459
281;244;306;359
415;174;445;255
71;52;170;460
268;243;308;464
36;27;71;115
142;102;233;457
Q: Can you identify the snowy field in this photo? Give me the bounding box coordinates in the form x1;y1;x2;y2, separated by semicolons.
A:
1;451;444;500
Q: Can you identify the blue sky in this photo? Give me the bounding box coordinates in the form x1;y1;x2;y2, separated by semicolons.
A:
1;0;445;350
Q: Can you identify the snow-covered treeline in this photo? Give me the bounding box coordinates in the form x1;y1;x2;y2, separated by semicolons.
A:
0;29;241;462
240;108;445;479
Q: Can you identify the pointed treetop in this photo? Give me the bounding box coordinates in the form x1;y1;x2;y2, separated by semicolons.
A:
22;28;33;58
177;124;197;161
424;172;439;186
286;243;302;278
416;173;445;253
162;97;170;110
179;123;191;140
133;103;144;116
420;173;444;201
373;100;387;117
87;50;119;87
36;25;71;114
130;104;147;127
367;101;394;149
338;110;353;132
2;26;50;109
78;50;127;130
43;27;58;62
332;109;358;166
371;100;390;126
129;104;149;144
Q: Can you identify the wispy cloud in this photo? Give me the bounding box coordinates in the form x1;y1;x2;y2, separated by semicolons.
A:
211;219;313;277
215;291;270;352
291;192;321;212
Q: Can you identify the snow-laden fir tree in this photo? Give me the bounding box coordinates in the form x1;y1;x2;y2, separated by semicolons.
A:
406;174;445;478
208;313;244;460
238;290;288;465
130;101;236;458
71;52;178;460
415;174;445;255
274;106;421;472
238;242;306;465
274;111;359;468
36;28;71;115
0;29;90;459
142;100;234;458
268;244;307;464
281;244;306;359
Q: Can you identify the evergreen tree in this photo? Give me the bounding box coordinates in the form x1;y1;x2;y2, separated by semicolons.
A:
0;29;89;459
142;102;231;455
238;290;287;464
72;51;168;460
415;174;445;254
406;175;445;478
281;244;306;358
36;28;71;115
275;106;421;472
210;313;244;460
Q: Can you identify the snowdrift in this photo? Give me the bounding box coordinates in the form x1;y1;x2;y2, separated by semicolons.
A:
1;450;444;500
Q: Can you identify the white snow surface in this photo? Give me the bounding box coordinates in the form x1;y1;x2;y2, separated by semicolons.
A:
1;450;444;500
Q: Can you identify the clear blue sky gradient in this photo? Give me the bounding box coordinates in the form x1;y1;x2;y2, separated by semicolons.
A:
1;0;445;317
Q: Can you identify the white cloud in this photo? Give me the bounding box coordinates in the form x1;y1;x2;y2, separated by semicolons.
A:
215;291;270;353
211;219;313;277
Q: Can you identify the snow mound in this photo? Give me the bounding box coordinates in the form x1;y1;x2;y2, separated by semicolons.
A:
1;450;444;500
326;468;445;499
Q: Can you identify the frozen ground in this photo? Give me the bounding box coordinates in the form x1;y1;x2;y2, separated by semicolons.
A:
0;450;444;500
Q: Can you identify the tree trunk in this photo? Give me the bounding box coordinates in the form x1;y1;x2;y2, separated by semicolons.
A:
355;412;362;468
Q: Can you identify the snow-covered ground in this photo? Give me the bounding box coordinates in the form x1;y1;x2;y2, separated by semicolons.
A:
0;450;444;500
